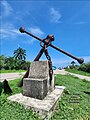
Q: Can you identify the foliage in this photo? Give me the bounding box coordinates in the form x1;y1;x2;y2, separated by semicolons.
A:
65;68;90;76
69;61;76;69
20;61;31;70
79;62;90;73
66;62;90;74
4;56;15;70
0;55;31;70
50;74;90;120
0;47;31;70
0;79;42;120
0;75;90;120
0;55;6;70
13;47;26;61
71;61;76;66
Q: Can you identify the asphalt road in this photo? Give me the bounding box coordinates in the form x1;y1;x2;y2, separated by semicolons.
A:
0;69;90;82
0;72;25;82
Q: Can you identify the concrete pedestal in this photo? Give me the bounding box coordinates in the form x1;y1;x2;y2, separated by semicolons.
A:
23;78;47;100
23;61;50;100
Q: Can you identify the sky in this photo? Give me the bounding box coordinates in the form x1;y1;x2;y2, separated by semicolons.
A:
0;0;90;67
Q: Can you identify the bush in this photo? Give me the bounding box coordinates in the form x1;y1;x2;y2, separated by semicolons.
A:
78;62;90;73
78;63;86;71
0;55;31;70
21;61;31;70
86;62;90;73
0;55;6;70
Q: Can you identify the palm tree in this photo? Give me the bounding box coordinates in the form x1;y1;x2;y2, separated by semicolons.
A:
13;47;26;61
71;61;75;66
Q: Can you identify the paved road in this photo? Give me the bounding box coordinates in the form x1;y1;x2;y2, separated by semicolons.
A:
0;72;25;82
54;69;90;81
0;69;90;82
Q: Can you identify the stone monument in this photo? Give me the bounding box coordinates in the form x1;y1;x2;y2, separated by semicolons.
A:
7;27;84;119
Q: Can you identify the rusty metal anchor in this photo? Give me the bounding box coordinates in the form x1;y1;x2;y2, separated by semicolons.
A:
18;27;84;87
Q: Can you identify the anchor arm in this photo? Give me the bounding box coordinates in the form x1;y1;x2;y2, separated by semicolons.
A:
50;44;84;64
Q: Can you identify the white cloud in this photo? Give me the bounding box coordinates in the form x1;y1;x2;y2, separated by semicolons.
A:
12;29;22;35
23;26;45;44
50;8;62;23
29;27;44;36
1;0;13;17
1;23;44;45
0;23;21;39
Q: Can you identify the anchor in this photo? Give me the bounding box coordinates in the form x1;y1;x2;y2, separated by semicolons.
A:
18;27;84;87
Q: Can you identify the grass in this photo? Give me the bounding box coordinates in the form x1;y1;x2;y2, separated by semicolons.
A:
65;68;90;77
51;74;90;120
0;75;90;120
0;78;41;120
0;70;26;74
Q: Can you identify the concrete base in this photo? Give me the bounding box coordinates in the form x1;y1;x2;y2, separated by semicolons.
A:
23;78;47;100
8;86;65;120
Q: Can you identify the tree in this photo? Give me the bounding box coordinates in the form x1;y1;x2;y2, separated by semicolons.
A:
21;61;31;70
70;61;76;69
4;57;15;70
71;61;75;66
79;62;90;73
0;55;6;70
13;47;26;61
86;62;90;73
0;48;31;70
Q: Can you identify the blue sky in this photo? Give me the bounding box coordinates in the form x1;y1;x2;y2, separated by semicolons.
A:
0;0;90;67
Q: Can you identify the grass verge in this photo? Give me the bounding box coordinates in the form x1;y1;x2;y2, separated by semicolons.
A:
0;75;90;120
0;78;42;120
65;68;90;77
0;70;26;74
51;74;90;120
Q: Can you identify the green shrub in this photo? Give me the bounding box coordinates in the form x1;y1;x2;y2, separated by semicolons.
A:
78;62;90;73
86;62;90;73
0;55;31;70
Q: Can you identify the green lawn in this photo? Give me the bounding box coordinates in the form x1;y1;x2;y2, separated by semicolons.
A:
51;75;90;120
0;78;41;120
65;68;90;77
0;75;90;120
0;70;26;74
